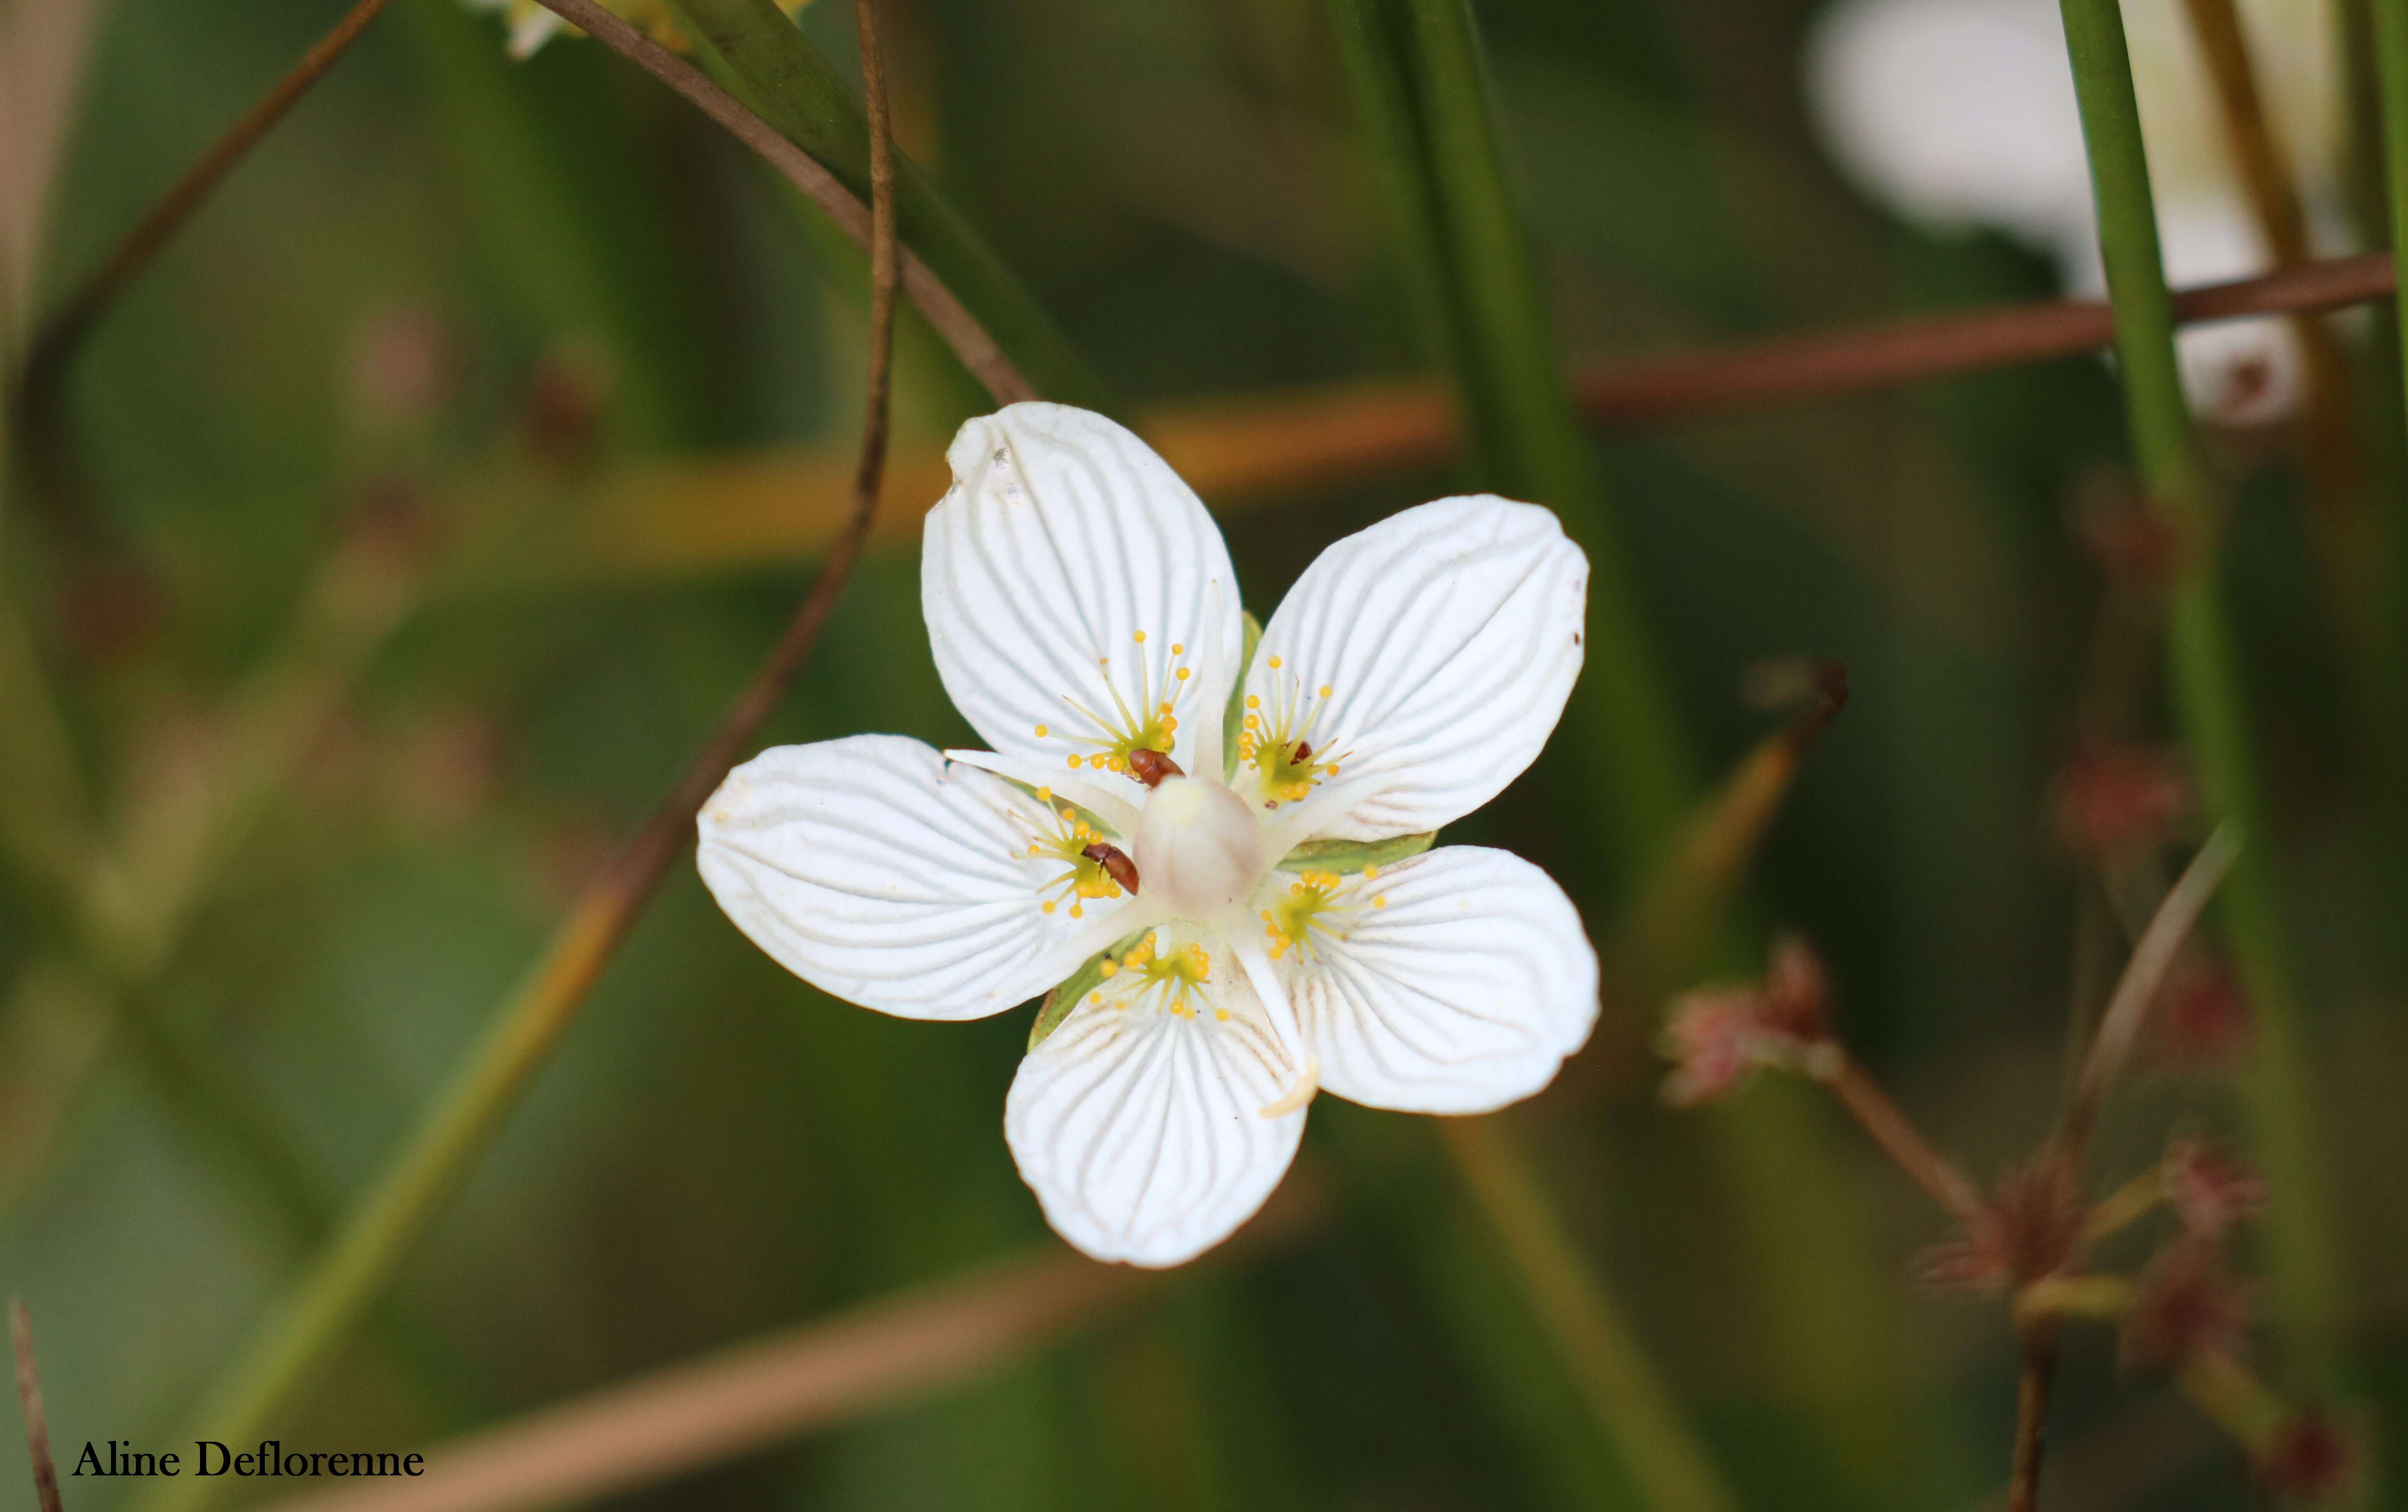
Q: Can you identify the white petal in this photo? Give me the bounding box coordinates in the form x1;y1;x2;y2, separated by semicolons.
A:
1276;847;1598;1115
696;734;1137;1021
1802;0;2097;253
1005;925;1304;1266
1246;496;1585;841
923;404;1245;792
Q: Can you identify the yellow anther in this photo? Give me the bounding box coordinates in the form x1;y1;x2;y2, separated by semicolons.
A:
1214;1009;1230;1022
1373;895;1388;908
1133;630;1147;644
1319;685;1332;698
1041;901;1056;914
1068;755;1082;768
1268;656;1283;669
1089;991;1103;1005
1058;808;1075;824
1034;723;1049;737
1246;695;1261;709
1036;787;1052;802
1171;642;1184;654
1026;843;1039;856
1159;702;1174;715
1362;864;1381;880
1176;667;1191;681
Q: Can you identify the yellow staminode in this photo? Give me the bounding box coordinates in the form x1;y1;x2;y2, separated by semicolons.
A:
1036;631;1194;775
1025;804;1123;919
1262;869;1357;962
1102;932;1219;1020
1239;662;1345;806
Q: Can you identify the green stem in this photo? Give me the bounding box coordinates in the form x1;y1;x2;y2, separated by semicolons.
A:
672;0;1109;414
2058;0;2344;1378
1443;1120;1740;1512
1325;0;1687;862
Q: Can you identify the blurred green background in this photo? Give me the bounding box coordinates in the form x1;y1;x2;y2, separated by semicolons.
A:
1;0;2402;1508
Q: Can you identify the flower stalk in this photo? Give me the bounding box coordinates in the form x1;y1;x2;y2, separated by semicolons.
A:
10;1300;64;1512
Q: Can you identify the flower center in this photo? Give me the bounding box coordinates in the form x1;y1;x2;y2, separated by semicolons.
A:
1130;775;1267;925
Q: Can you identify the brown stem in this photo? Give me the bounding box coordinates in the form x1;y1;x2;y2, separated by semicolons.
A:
10;1300;64;1512
1816;1054;1986;1225
12;0;394;535
2008;1327;2059;1512
529;0;1030;406
1575;254;2394;427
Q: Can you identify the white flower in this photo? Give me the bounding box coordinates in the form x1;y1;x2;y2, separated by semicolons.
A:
697;403;1599;1267
1803;0;2341;424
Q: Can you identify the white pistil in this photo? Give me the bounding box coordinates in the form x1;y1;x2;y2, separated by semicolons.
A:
1130;776;1262;922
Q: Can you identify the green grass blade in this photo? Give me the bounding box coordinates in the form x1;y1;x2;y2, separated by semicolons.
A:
673;0;1111;413
2058;0;2346;1380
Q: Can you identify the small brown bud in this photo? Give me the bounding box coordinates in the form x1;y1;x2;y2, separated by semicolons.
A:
1759;932;1830;1042
2119;1241;2249;1375
1918;1163;2085;1294
2257;1410;2356;1506
2151;962;2252;1071
2164;1137;2265;1240
1657;989;1763;1107
2050;744;2191;857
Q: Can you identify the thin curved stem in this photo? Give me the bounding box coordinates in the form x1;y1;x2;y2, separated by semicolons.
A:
530;0;1028;406
11;0;394;535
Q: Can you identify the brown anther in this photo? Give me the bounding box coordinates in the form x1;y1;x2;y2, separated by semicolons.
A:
1083;842;1140;895
1127;748;1183;787
1292;740;1312;764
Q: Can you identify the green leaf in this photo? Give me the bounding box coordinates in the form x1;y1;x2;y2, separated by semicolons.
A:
1222;610;1262;779
1275;831;1436;874
1027;928;1149;1051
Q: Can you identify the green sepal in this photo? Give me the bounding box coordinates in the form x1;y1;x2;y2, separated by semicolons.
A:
1027;927;1150;1051
1275;831;1437;874
1221;611;1262;779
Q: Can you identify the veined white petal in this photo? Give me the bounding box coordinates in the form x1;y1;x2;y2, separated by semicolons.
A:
1005;923;1304;1266
939;747;1143;839
1268;847;1598;1114
1245;496;1585;841
696;735;1137;1021
923;404;1245;795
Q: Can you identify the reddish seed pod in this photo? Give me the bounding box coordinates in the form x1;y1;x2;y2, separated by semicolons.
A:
1128;748;1184;787
1083;842;1141;894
